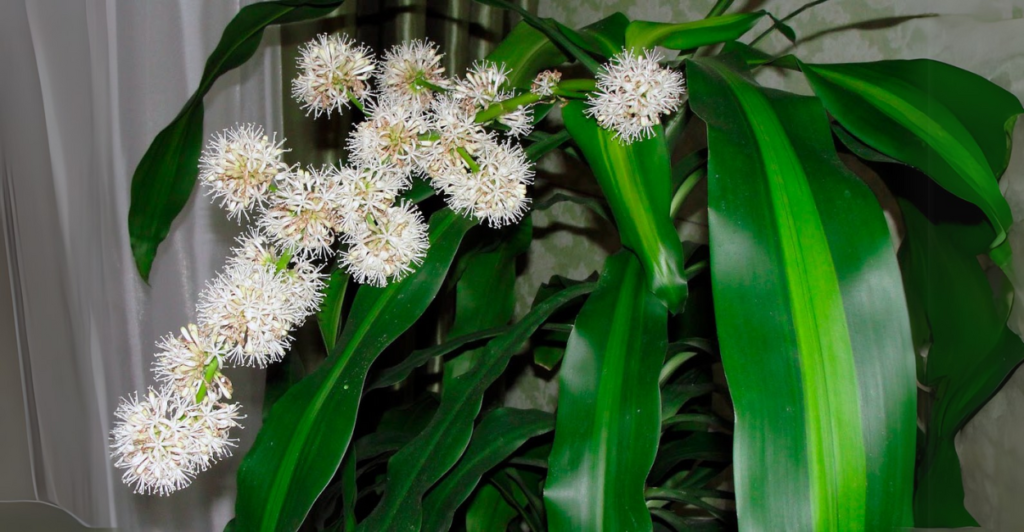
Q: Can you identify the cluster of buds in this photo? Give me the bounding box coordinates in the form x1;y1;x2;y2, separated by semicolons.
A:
113;29;687;495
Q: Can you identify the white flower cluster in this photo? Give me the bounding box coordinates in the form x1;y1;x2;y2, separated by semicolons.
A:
585;49;686;144
114;32;558;497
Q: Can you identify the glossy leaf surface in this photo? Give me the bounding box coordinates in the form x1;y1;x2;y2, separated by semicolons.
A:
423;408;554;532
624;12;764;51
544;251;667;532
356;282;596;531
801;59;1023;248
688;57;916;530
234;210;474;532
128;0;345;280
562;100;688;311
899;201;1024;527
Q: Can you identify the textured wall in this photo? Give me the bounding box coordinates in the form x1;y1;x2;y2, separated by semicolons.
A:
515;1;1024;529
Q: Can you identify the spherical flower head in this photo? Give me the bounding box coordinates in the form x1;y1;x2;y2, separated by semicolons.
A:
531;70;562;98
585;48;685;144
280;258;327;321
153;324;232;401
199;124;289;219
186;399;243;467
292;33;376;118
341;201;429;287
197;261;297;367
497;106;533;138
331;163;406;234
347;95;430;178
444;139;533;228
421;94;494;186
379;39;450;108
259;166;344;259
110;387;203;495
453;60;511;109
227;228;284;269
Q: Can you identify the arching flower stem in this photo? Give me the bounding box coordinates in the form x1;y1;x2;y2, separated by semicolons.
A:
456;146;481;173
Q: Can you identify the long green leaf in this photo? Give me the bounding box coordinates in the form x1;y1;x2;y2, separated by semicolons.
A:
422;408;554;532
316;266;349;352
899;201;1024;526
544;251;667;532
800;59;1023;248
624;12;764;50
356;282;596;531
687;57;916;530
128;0;345;280
234;209;475;532
562;101;688;311
473;0;601;73
486;22;567;89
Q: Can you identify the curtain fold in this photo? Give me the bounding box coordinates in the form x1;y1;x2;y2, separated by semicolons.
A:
0;0;281;529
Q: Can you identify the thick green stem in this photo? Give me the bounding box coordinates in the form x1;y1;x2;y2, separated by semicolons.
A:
705;0;735;17
274;248;293;273
194;357;221;404
557;79;597;92
413;76;449;94
456;147;480;173
348;93;366;115
475;92;542;124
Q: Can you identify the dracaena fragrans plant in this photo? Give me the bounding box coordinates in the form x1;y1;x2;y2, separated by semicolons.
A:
119;0;1023;530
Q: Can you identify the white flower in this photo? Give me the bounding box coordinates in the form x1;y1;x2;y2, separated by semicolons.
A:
292;33;376;118
110;388;203;495
379;39;450;108
443;139;533;228
453;60;510;109
531;70;561;97
421;94;493;187
280;258;326;321
198;124;289;219
228;228;284;269
187;399;243;466
153;325;232;401
585;49;685;144
197;261;297;367
347;95;429;177
341;201;429;287
259;166;344;258
497;106;533;138
331;163;406;234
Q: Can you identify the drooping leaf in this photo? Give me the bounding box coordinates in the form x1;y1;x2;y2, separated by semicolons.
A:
687;57;917;530
624;12;765;51
487;22;568;89
544;251;667;532
473;0;601;73
899;200;1024;527
465;484;518;532
234;210;475;532
800;59;1023;248
561;100;688;311
556;12;629;58
128;0;346;280
356;282;596;531
423;408;554;532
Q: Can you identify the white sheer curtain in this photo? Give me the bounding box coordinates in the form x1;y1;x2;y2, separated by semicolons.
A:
0;0;281;529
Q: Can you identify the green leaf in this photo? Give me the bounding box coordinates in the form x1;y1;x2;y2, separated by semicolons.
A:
898;201;1024;527
465;484;518;532
624;12;764;51
544;251;667;532
767;13;796;42
561;100;688;311
128;0;346;280
356;282;596;531
487;22;567;89
444;222;532;385
557;12;629;58
422;408;554;532
234;210;474;532
316;266;349;352
473;0;601;73
800;59;1023;248
687;57;917;530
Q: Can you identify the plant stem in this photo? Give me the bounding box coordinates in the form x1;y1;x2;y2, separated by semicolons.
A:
274;248;293;273
348;93;366;115
685;259;709;279
705;0;735;18
456;147;480;173
194;357;221;404
413;76;449;94
749;0;833;46
475;92;542;124
557;79;597;92
525;129;572;162
670;167;706;217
